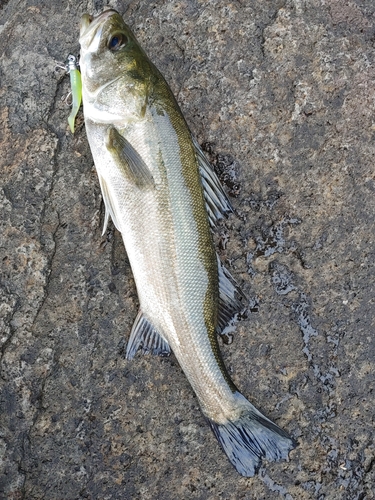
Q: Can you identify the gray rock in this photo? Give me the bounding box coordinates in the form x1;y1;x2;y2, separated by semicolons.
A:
1;0;374;498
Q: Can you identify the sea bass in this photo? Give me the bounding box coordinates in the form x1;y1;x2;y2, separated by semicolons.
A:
79;9;295;476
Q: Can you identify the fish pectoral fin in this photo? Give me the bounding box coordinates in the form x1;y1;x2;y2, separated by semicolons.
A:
125;310;171;359
193;136;233;228
97;172;121;234
217;255;247;337
106;126;155;188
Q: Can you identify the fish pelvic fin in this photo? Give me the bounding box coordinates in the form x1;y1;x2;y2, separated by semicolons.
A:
207;394;296;477
125;311;171;359
97;172;121;234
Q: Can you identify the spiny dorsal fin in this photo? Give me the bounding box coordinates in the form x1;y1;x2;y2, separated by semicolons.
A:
106;126;155;188
193;137;233;228
126;310;171;360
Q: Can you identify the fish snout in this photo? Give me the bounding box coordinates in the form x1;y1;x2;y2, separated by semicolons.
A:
79;8;118;39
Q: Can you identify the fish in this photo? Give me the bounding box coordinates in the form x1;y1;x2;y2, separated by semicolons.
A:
79;8;296;476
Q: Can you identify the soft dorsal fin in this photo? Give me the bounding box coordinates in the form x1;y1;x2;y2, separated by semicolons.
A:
126;310;171;360
193;137;233;227
217;255;247;336
106;126;155;188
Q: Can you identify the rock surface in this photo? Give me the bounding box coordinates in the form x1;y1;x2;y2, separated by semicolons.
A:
1;0;374;498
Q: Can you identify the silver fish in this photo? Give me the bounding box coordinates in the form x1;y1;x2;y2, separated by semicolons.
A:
79;8;295;476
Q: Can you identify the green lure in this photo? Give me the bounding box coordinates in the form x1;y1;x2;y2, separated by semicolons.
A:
66;55;82;133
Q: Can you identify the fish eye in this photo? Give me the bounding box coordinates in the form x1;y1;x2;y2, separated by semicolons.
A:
108;33;127;51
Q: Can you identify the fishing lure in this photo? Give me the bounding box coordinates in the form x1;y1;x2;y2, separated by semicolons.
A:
66;54;82;133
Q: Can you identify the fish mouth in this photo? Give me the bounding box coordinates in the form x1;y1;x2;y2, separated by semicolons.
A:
79;8;118;45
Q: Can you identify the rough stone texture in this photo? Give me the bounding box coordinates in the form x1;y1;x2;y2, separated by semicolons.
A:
1;0;374;498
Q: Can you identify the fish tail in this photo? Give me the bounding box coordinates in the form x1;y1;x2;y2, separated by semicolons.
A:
207;394;296;477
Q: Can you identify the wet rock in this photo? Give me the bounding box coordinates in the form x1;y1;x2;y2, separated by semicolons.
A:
1;0;374;498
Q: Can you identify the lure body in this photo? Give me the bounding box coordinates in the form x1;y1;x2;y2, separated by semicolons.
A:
66;55;82;133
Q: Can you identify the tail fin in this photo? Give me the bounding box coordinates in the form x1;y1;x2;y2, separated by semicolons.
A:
207;397;296;476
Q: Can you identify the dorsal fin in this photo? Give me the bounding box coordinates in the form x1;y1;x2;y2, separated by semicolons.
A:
193;138;246;335
217;255;247;337
193;137;233;228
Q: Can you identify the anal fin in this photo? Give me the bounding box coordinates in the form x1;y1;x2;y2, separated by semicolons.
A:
126;311;171;360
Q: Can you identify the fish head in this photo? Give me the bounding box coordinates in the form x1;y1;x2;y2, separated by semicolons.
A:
79;9;151;123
